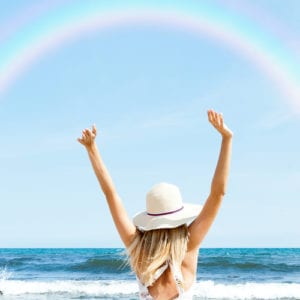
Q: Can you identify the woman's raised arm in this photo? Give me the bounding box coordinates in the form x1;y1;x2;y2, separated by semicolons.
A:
188;110;233;251
78;125;136;248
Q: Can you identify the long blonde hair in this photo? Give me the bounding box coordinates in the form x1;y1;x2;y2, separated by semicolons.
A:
127;224;189;287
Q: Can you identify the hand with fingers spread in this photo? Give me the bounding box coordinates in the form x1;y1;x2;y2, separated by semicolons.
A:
207;109;233;138
77;124;97;148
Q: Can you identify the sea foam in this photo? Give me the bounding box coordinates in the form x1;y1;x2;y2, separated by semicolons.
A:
0;279;300;299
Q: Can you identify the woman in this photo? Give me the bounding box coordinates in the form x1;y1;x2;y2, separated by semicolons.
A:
77;109;233;299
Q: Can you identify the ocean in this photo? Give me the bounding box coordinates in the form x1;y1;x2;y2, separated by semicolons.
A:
0;248;299;299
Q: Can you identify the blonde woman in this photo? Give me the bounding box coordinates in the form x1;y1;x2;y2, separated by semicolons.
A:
78;109;233;300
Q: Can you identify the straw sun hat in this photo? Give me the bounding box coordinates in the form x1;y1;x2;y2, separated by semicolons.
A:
133;182;203;231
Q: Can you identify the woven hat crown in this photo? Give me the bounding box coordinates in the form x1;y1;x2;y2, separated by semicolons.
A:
132;182;203;231
146;182;183;215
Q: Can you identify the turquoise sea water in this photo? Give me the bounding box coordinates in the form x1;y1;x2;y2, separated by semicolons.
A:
0;248;299;299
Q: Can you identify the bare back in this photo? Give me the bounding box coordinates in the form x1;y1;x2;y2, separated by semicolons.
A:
146;248;199;300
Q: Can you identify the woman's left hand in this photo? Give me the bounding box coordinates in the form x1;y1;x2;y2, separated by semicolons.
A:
77;124;97;148
207;109;233;138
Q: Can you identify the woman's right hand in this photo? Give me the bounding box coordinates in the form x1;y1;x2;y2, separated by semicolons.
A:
77;124;97;148
207;109;233;138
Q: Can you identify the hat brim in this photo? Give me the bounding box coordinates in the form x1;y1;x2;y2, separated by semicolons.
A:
132;203;203;231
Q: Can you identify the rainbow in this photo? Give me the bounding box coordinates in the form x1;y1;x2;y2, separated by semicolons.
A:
0;0;299;112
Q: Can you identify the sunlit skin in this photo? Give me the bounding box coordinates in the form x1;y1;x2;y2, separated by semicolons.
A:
78;109;232;300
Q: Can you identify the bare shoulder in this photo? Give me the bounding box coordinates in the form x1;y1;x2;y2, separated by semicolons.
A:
182;248;199;277
181;248;199;290
187;193;224;250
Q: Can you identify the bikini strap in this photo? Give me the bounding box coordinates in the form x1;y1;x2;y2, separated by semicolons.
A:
153;262;169;282
143;261;169;288
144;260;185;294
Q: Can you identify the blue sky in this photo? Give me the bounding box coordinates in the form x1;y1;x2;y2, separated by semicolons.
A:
0;0;299;248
